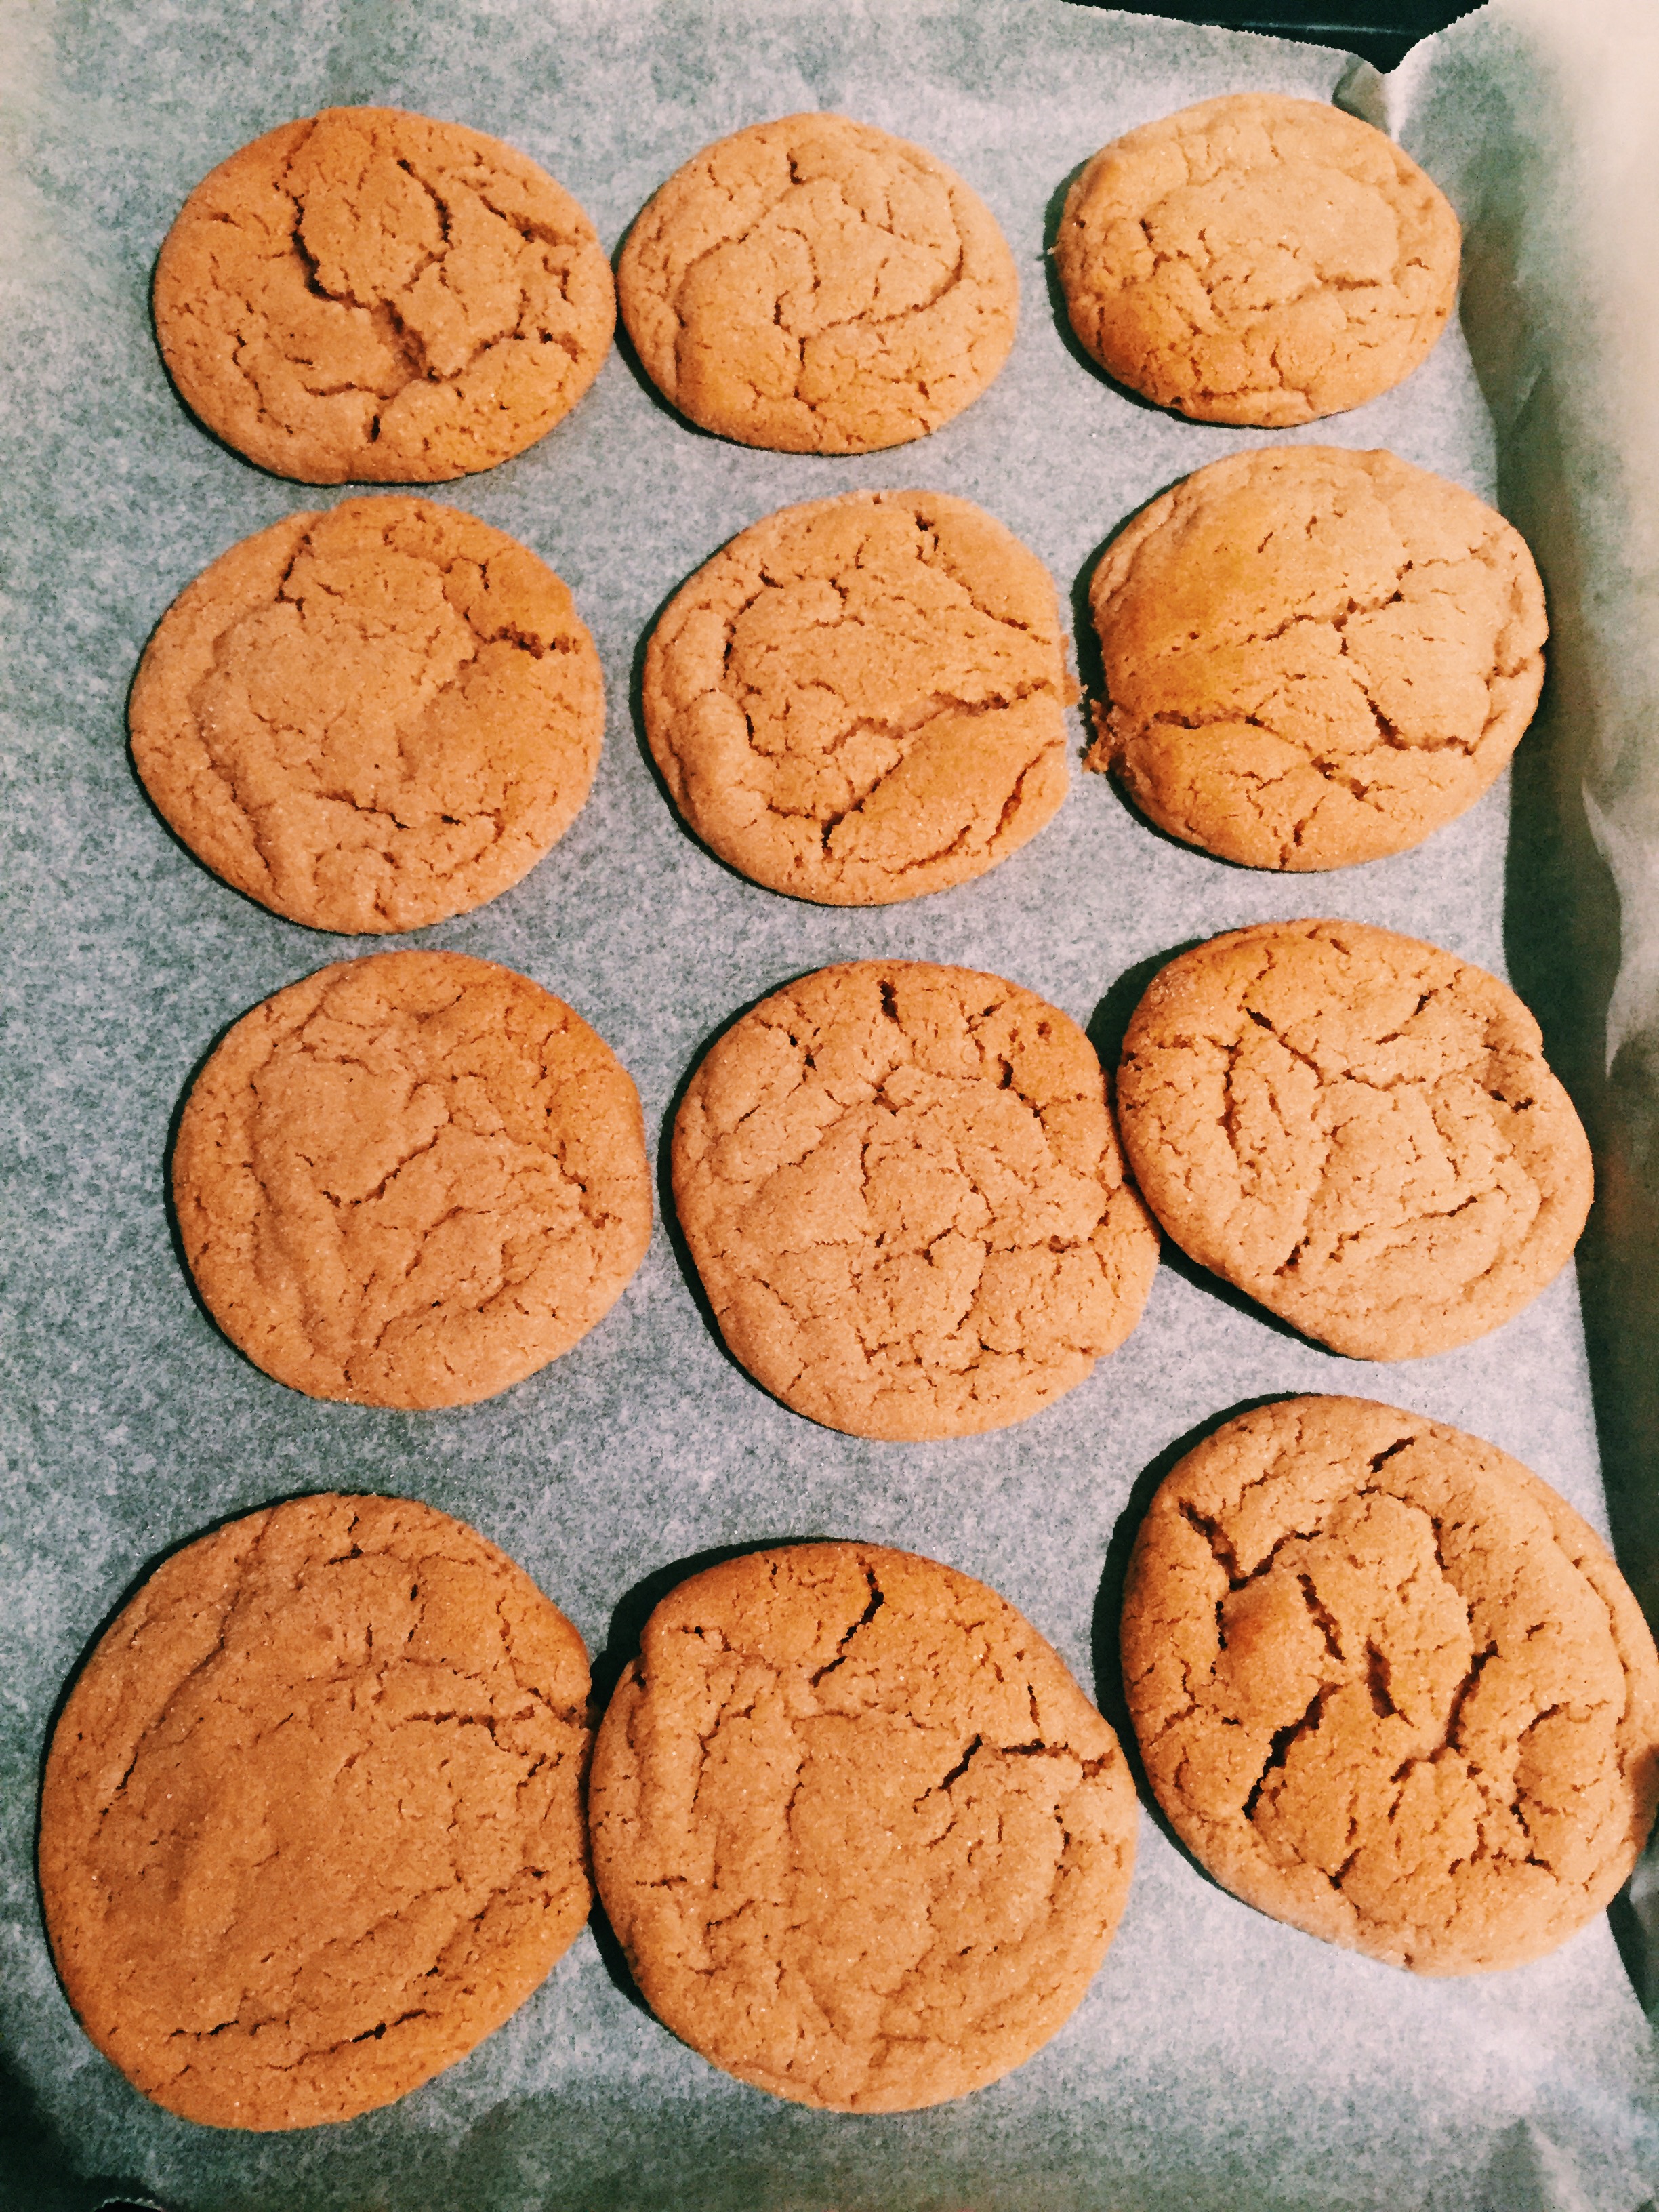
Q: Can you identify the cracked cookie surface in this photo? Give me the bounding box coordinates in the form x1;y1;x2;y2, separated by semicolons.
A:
1085;447;1547;870
39;1492;592;2128
590;1542;1137;2110
673;961;1158;1438
1117;922;1591;1359
617;113;1017;452
1054;94;1459;425
174;951;651;1407
644;492;1071;905
1122;1397;1659;1973
131;498;605;933
154;107;615;483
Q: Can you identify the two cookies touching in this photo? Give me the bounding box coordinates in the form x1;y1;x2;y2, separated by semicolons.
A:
60;70;1647;2150
42;1419;1659;2129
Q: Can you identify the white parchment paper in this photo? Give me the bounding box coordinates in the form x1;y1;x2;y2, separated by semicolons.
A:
2;2;1656;2207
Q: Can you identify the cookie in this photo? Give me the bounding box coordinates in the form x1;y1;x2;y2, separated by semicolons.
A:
1085;447;1547;870
1115;922;1592;1360
644;492;1071;905
131;499;606;933
1054;94;1460;425
673;961;1159;1437
154;107;615;483
1122;1397;1659;1973
617;114;1018;452
173;951;651;1407
590;1542;1138;2109
39;1492;592;2128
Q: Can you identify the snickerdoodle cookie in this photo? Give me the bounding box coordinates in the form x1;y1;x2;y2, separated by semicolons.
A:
131;499;605;933
643;492;1071;905
1122;1397;1659;1973
673;961;1159;1437
1115;922;1591;1359
173;951;651;1406
40;1492;592;2127
617;114;1018;451
155;107;615;482
1054;94;1460;424
1085;447;1547;869
590;1542;1138;2108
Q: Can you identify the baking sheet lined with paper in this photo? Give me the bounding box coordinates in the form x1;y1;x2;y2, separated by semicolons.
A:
3;0;1658;2206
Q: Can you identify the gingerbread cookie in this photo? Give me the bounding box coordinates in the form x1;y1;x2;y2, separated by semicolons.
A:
155;108;615;482
673;961;1159;1437
1115;922;1592;1360
617;114;1017;452
1054;94;1460;425
644;491;1071;905
1085;447;1547;870
40;1492;592;2128
1122;1397;1659;1973
590;1542;1138;2109
131;499;605;933
173;951;651;1407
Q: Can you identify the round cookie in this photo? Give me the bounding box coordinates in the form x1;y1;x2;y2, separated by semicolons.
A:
1085;447;1547;870
1122;1397;1659;1973
131;499;606;933
1115;921;1593;1360
39;1492;593;2128
154;107;615;483
590;1541;1139;2110
1054;94;1460;425
617;113;1018;452
673;960;1159;1438
173;951;651;1407
644;492;1071;905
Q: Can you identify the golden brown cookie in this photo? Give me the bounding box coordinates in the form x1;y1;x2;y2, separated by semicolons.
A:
673;961;1159;1437
1085;447;1547;870
1115;922;1592;1360
39;1492;593;2128
1122;1397;1659;1973
173;951;651;1407
1054;94;1460;425
591;1542;1138;2109
131;499;606;933
644;491;1071;905
154;107;615;483
617;114;1018;452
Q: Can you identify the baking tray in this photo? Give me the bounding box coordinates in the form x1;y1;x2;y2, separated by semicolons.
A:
3;1;1657;2207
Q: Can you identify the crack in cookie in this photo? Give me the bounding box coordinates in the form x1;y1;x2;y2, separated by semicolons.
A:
155;108;615;482
1121;1397;1659;1972
1116;922;1591;1360
618;115;1017;453
131;499;605;933
644;492;1071;905
673;960;1158;1439
1055;94;1459;426
39;1494;592;2128
1084;447;1547;870
173;951;651;1407
590;1542;1136;2109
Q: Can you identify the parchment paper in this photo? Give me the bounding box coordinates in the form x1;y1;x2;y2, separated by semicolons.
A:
3;2;1657;2207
